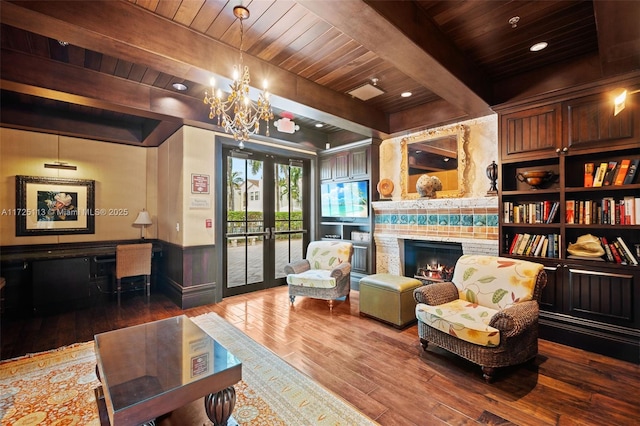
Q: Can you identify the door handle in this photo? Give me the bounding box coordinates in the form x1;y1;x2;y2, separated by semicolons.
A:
264;227;271;240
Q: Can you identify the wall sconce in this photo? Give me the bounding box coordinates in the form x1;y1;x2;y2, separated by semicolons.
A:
133;209;152;239
613;88;640;116
44;161;77;170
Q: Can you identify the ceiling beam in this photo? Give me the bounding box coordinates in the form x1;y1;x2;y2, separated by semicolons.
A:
1;0;388;137
1;49;331;147
593;0;640;76
298;0;494;119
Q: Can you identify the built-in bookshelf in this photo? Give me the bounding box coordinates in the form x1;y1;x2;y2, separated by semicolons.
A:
495;75;640;364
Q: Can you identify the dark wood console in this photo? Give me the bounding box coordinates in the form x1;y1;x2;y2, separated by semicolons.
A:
0;240;162;316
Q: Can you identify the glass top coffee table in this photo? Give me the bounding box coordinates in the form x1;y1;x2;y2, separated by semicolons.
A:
94;315;241;426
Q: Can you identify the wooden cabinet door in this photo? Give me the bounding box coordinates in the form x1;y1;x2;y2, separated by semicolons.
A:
334;152;350;179
349;148;369;178
565;93;639;153
500;103;562;160
539;263;564;313
320;157;335;181
565;264;639;328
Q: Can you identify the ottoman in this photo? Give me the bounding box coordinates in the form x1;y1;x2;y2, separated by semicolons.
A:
359;274;423;328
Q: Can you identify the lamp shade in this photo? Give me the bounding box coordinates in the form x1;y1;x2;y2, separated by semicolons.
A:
133;210;152;225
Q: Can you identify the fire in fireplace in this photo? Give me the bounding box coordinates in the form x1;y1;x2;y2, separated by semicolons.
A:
404;241;463;283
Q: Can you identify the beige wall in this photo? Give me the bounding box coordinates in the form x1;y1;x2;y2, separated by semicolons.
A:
0;128;157;246
157;126;216;247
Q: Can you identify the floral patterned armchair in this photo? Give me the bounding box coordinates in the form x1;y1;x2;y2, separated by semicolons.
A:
285;241;353;310
413;254;547;382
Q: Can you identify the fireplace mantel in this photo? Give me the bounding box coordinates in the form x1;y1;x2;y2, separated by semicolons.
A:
372;197;499;275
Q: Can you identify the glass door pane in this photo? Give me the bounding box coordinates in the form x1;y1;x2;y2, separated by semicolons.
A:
225;155;265;289
273;161;305;280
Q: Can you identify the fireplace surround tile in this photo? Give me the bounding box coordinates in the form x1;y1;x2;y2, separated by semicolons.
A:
372;197;499;274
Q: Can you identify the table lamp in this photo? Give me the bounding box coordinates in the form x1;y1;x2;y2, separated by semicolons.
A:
133;210;152;239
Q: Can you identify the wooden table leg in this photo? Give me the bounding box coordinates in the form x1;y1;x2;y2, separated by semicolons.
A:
204;386;236;426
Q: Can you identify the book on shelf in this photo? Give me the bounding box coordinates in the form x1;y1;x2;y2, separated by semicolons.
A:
600;237;615;263
616;237;638;265
623;159;639;184
508;234;521;255
533;235;547;257
565;200;575;224
584;162;595;187
613;159;631;186
608;241;625;264
540;238;549;258
623;196;635;225
636;198;640;225
546;201;560;223
525;235;541;256
602;161;618;186
515;233;531;255
592;162;608;187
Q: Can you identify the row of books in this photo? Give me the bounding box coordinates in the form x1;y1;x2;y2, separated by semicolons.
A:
599;236;638;265
584;159;639;187
507;233;560;258
503;201;559;224
566;197;640;225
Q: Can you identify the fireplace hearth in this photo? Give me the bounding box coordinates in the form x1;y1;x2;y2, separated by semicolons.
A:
405;241;462;283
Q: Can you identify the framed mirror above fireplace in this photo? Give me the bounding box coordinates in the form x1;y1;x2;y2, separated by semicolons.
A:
400;124;470;199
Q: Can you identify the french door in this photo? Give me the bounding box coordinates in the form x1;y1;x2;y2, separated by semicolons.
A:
222;148;309;297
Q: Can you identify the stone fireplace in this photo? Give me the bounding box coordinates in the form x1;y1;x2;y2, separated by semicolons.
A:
372;197;499;276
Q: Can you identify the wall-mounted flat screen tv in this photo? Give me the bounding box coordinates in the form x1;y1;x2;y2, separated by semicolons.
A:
320;180;369;218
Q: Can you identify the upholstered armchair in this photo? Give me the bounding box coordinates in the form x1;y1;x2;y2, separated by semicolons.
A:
413;254;547;382
285;241;353;310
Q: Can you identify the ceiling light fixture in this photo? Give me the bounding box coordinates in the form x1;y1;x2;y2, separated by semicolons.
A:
315;123;324;128
401;92;412;98
508;16;520;28
530;42;548;52
204;5;273;149
172;83;188;91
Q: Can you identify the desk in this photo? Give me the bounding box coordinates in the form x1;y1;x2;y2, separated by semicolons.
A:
0;240;162;314
94;315;241;426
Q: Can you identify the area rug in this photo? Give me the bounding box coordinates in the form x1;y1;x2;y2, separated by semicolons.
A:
0;313;377;425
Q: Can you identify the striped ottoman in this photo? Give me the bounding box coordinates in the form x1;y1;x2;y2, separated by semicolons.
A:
359;274;423;328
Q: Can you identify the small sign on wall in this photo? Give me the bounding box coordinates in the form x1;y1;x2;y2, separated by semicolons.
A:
190;197;211;209
191;174;210;194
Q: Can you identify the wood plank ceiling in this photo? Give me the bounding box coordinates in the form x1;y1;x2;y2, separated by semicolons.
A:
1;0;638;149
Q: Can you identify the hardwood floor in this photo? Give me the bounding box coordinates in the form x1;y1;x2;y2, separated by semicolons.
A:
2;286;639;425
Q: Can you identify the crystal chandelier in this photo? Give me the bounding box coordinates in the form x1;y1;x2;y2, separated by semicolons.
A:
204;5;273;148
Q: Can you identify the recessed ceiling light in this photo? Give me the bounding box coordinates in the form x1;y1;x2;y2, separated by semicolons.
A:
401;92;412;98
172;83;188;91
530;42;548;52
315;123;324;128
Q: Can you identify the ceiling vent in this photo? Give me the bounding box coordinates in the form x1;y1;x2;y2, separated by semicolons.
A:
347;83;385;101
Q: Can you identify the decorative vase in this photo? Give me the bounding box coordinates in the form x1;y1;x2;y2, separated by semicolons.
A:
416;174;442;198
486;160;498;195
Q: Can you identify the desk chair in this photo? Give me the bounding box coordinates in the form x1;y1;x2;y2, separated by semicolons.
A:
115;243;152;306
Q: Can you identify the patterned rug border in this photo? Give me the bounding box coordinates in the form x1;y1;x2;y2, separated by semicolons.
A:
1;314;378;425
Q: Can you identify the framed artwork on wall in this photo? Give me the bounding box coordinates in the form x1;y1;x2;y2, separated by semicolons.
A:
15;175;96;236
